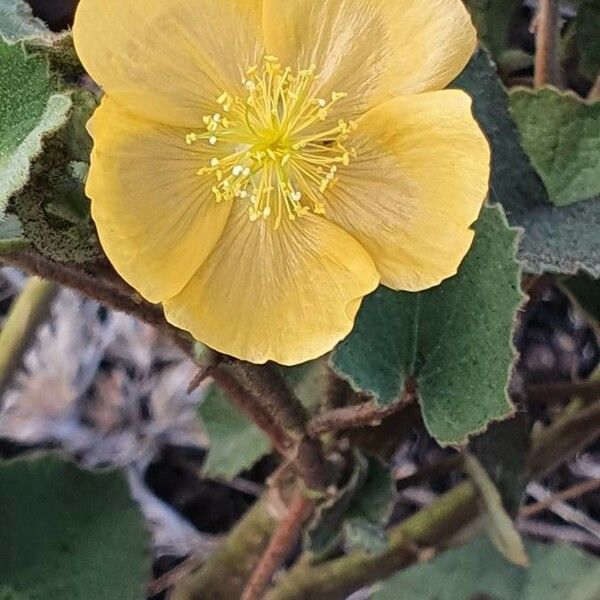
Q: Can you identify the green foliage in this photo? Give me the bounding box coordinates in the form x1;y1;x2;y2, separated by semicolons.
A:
9;88;104;263
333;206;520;445
306;453;393;558
0;455;150;600
0;39;71;218
454;50;600;278
470;417;530;515
0;0;54;45
198;384;271;480
510;88;600;206
463;0;521;60
464;453;528;566
373;537;600;600
575;0;600;81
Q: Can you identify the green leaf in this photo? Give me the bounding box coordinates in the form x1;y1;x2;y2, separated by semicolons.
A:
463;0;521;60
0;455;151;600
470;416;530;516
373;537;600;600
454;50;600;277
343;518;388;555
575;0;600;81
0;39;71;219
343;456;393;555
306;451;369;559
306;454;394;558
333;206;520;445
9;89;104;263
464;453;528;567
0;0;54;45
0;587;26;600
198;384;271;480
510;88;600;207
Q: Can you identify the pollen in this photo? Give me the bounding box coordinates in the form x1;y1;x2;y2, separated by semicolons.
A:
186;56;357;226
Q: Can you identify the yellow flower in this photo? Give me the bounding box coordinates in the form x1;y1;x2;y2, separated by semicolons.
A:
74;0;490;366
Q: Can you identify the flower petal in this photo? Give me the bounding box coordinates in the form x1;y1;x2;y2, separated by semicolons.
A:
163;205;380;365
74;0;264;126
262;0;476;114
87;98;232;303
325;90;490;291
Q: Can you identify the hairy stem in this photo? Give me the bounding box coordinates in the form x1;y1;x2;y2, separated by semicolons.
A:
534;0;562;88
225;360;330;492
308;385;416;437
0;276;57;396
170;494;281;600
1;251;191;353
210;363;291;456
265;483;478;600
241;493;315;600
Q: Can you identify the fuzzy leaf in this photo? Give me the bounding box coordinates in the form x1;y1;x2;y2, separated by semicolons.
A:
510;88;600;207
198;384;271;481
333;206;520;445
454;50;600;277
0;455;151;600
0;0;54;45
373;537;600;600
0;39;71;219
576;0;600;81
9;89;103;263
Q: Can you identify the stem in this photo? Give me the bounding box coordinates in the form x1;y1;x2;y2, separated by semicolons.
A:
527;401;600;478
1;251;191;353
170;495;280;600
241;493;315;600
308;386;416;437
265;483;478;600
527;379;600;402
211;363;291;456
0;276;57;395
534;0;562;88
226;360;329;492
519;478;600;518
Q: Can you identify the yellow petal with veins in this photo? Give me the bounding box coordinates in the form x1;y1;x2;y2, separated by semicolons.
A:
87;99;232;303
74;0;264;127
163;205;380;365
262;0;476;116
325;90;490;291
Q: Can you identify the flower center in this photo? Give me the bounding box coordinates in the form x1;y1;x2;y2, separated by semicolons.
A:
186;56;357;227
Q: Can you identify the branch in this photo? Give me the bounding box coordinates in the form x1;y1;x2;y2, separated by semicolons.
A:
533;0;562;88
526;379;600;402
210;363;291;456
225;360;330;492
519;478;600;519
0;276;57;395
265;483;478;600
527;401;600;478
241;493;315;600
1;250;192;353
307;385;416;437
170;494;280;600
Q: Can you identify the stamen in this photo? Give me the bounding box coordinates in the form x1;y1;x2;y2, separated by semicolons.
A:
186;56;356;226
